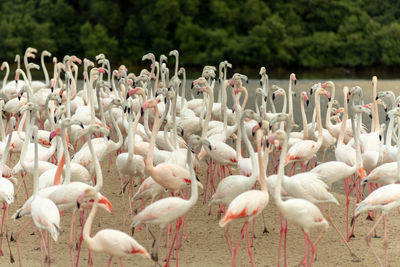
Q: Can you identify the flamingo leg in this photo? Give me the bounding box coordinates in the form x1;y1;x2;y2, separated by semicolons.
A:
75;210;86;267
0;203;6;256
278;213;283;267
304;231;316;267
107;256;113;267
224;223;232;255
383;214;388;267
232;221;248;267
302;231;307;267
365;213;384;267
69;213;76;267
13;218;33;267
119;257;124;267
4;206;14;263
245;222;254;267
284;219;288;267
164;218;182;267
326;204;359;261
261;210;269;234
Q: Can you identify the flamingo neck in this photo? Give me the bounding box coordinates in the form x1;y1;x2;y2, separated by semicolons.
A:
1;63;9;91
146;105;160;173
83;199;98;250
256;130;267;192
315;92;323;150
300;98;308;140
201;88;214;138
372;78;379;132
275;133;288;208
337;89;349;145
325;83;336;134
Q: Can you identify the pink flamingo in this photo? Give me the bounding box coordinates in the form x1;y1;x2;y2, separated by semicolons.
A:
270;129;328;267
132;135;203;266
219;128;269;267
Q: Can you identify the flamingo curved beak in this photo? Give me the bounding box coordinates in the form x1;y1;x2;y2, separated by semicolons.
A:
98;195;113;214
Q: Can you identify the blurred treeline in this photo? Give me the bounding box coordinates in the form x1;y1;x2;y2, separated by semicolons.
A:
2;0;400;68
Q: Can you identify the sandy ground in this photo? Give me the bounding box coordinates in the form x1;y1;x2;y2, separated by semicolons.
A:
1;79;400;266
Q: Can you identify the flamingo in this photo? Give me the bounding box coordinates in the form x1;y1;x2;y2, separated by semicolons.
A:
132;135;203;266
270;129;328;267
81;185;150;267
219;128;269;267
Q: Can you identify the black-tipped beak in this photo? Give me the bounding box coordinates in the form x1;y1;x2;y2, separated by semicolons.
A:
306;100;309;106
124;105;127;113
196;175;200;182
369;114;373;119
252;131;255;137
127;107;131;114
197;90;201;95
379;135;382;141
208;145;212;150
109;87;113;92
328;97;331;101
80;122;84;129
294;80;297;85
49;136;53;142
272;93;275;101
347;98;349;103
107;135;111;140
191;81;194;89
375;96;379;100
76;201;80;209
384;108;387;112
126;93;129;100
264;96;267;102
54;116;57;123
259;80;262;86
386;114;389;121
140;108;144;116
310;88;313;95
164;98;167;104
18;95;21;101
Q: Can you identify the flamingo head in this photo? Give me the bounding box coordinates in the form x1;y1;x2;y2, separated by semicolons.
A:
96;193;113;213
141;99;157;114
301;91;309;106
334;107;344;115
290;73;296;85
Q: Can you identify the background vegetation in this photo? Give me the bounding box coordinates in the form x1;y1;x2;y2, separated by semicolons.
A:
2;0;400;71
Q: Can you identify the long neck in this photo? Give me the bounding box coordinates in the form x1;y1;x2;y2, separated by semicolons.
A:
315;92;323;149
386;115;395;146
281;92;287;114
41;54;50;86
89;75;96;124
325;83;336;132
0;121;13;178
88;130;103;192
241;87;248;111
108;106;123;152
235;111;242;160
187;142;198;206
256;131;267;192
338;92;349;145
33;128;39;195
241;114;258;179
397;117;400;179
24;54;32;84
146;105;160;171
171;89;178;149
352;113;362;171
1;63;9;91
372;78;379;132
61;125;71;184
158;94;170;132
288;79;294;124
300;98;308;139
83;198;98;249
275;134;288;207
201;90;214;138
127;114;134;161
180;70;186;114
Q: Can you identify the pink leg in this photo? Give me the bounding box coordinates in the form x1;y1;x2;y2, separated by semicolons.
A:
164;218;182;267
0;203;6;256
119;257;124;267
278;213;283;267
302;231;307;267
284;220;288;267
75;210;86;267
304;232;316;267
224;223;233;255
107;256;112;267
245;222;254;267
365;213;384;266
383;214;388;267
232;222;248;267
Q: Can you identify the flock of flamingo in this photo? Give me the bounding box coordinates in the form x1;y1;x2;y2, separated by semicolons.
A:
0;47;398;267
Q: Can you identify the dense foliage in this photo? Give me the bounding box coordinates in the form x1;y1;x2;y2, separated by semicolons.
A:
2;0;400;68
